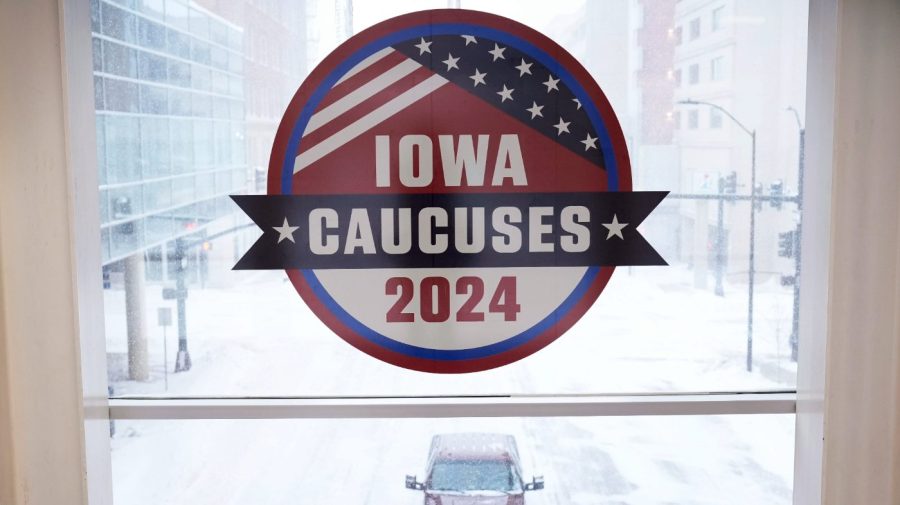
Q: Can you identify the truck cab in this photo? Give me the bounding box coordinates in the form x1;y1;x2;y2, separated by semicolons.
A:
405;433;544;505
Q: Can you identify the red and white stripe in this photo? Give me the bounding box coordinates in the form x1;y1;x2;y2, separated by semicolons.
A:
293;48;448;174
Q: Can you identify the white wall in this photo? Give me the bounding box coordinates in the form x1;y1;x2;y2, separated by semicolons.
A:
818;0;900;502
796;0;900;504
0;0;112;503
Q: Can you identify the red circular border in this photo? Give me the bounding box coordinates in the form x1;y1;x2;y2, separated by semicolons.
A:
269;9;632;373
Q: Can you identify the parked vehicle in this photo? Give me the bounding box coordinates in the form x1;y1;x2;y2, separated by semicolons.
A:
405;433;544;505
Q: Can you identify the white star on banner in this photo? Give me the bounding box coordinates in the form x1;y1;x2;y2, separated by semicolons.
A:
581;133;598;151
414;37;432;55
572;98;582;109
497;85;514;102
442;53;460;71
461;35;477;45
602;214;628;240
273;217;299;244
515;59;533;77
469;69;487;87
543;75;560;92
554;117;571;136
488;43;507;61
526;101;544;119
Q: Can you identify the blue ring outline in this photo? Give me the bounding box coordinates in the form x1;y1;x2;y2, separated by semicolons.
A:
280;22;621;361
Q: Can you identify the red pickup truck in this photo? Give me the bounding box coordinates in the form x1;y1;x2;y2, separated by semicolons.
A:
405;433;545;505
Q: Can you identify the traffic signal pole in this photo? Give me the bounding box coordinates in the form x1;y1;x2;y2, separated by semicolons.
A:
174;238;192;372
790;127;805;361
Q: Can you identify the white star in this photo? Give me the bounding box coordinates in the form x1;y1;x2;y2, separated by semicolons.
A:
497;85;514;102
273;217;299;244
414;37;432;55
581;133;598;151
602;214;628;240
553;117;571;136
572;98;582;109
515;59;533;77
526;101;544;119
488;43;506;61
469;69;487;87
442;53;460;71
543;75;560;92
461;34;477;45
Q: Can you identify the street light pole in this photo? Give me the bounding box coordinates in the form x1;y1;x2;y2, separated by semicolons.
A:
677;99;757;372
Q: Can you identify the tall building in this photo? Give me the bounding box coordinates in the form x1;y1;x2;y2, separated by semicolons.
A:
91;0;249;379
91;0;323;382
91;0;248;273
195;0;313;192
628;0;680;260
671;0;807;276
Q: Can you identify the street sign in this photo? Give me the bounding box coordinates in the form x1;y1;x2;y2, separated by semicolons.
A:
232;10;666;373
157;307;172;327
162;288;188;300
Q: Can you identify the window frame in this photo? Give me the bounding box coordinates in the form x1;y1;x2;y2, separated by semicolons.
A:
688;61;700;84
689;16;701;40
48;0;841;502
712;5;725;31
711;55;725;81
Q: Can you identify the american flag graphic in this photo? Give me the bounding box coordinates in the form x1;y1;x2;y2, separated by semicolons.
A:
293;34;605;176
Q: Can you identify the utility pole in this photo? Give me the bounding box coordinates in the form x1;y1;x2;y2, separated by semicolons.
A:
714;171;736;297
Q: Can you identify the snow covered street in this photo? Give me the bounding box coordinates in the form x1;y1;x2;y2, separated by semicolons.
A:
107;259;796;503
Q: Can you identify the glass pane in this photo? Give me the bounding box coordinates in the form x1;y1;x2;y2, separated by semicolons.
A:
92;1;809;397
111;415;795;504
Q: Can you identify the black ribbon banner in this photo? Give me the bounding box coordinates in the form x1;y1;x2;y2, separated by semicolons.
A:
231;192;668;270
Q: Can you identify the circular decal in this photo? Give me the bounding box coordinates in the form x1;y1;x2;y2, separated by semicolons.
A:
232;10;666;373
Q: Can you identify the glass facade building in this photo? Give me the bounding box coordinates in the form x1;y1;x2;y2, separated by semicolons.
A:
91;0;248;266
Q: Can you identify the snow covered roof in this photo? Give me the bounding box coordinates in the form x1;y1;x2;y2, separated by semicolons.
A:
429;433;520;462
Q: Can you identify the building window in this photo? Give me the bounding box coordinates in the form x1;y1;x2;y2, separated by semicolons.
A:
689;17;701;40
712;6;725;31
688;109;699;129
710;107;723;128
711;56;725;81
83;1;811;503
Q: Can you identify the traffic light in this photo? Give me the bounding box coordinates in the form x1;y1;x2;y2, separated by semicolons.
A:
778;230;795;258
719;171;737;194
753;183;764;211
769;179;784;210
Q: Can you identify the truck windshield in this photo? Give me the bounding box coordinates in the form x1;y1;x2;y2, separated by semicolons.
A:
430;460;521;492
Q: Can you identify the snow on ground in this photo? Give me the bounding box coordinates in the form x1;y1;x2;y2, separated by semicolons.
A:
111;414;793;505
107;257;796;503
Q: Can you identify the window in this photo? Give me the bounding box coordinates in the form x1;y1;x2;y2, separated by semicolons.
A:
710;107;723;128
711;55;725;81
712;5;725;31
689;17;701;40
87;0;810;501
688;109;699;129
